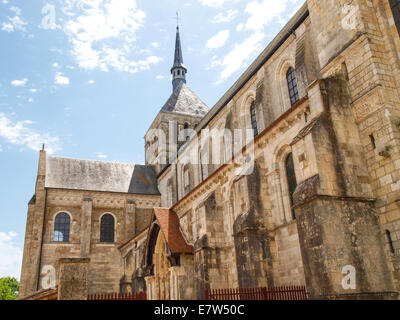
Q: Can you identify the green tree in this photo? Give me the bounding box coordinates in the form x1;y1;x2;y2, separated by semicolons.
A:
0;277;19;300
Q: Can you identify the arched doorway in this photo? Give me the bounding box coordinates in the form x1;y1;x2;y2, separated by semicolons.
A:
143;208;194;300
153;231;171;300
145;230;171;300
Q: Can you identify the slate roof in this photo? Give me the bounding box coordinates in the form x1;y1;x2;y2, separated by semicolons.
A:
45;156;160;195
161;82;209;117
153;208;193;254
172;27;186;71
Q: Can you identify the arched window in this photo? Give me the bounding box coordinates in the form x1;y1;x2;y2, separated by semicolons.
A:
286;67;299;106
53;212;70;242
390;0;400;35
100;214;115;243
285;153;297;220
250;101;258;137
183;165;191;195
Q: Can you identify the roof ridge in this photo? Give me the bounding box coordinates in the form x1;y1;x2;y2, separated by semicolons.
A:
46;156;141;167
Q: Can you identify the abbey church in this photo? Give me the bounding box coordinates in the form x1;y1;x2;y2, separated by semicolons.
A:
19;1;400;300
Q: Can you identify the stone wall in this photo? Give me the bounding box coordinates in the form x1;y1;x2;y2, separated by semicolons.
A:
57;258;90;300
155;1;400;299
20;178;160;297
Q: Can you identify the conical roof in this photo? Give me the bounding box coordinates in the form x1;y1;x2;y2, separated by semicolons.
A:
171;27;186;71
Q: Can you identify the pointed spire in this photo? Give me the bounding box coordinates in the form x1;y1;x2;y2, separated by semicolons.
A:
173;27;184;68
171;21;187;91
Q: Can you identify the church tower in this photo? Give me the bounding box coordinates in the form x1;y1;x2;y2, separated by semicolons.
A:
145;25;209;176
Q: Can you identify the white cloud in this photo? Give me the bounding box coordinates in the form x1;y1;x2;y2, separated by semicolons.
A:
62;0;161;74
96;152;108;159
29;89;37;93
0;113;61;154
88;80;95;84
55;72;70;85
244;0;288;31
236;23;244;32
1;23;14;32
0;232;23;279
210;0;293;83
11;79;28;87
213;31;264;83
1;6;27;32
199;0;226;8
156;75;165;80
52;62;60;68
213;10;238;23
28;98;34;103
0;144;2;152
10;6;21;15
151;42;159;48
206;30;230;49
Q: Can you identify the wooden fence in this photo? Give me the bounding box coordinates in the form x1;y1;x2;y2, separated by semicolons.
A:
87;292;147;300
205;286;308;300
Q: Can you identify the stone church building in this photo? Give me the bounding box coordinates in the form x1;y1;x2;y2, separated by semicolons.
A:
20;1;400;300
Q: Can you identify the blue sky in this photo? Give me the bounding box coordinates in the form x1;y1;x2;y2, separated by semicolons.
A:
0;0;304;279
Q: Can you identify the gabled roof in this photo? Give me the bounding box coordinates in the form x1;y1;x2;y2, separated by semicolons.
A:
161;82;209;117
45;156;160;195
153;208;193;254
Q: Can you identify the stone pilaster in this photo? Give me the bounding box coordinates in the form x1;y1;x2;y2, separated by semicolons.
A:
80;198;92;258
126;200;136;238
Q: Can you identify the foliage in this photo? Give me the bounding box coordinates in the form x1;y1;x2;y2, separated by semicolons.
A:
0;277;19;300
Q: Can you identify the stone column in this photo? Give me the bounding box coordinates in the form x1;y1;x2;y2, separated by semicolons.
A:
80;198;92;258
145;276;155;300
57;258;90;300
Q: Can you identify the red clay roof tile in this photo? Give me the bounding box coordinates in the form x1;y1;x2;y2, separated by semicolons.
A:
153;208;193;254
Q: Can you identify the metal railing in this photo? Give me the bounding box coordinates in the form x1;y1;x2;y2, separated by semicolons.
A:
205;286;308;300
87;292;147;300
